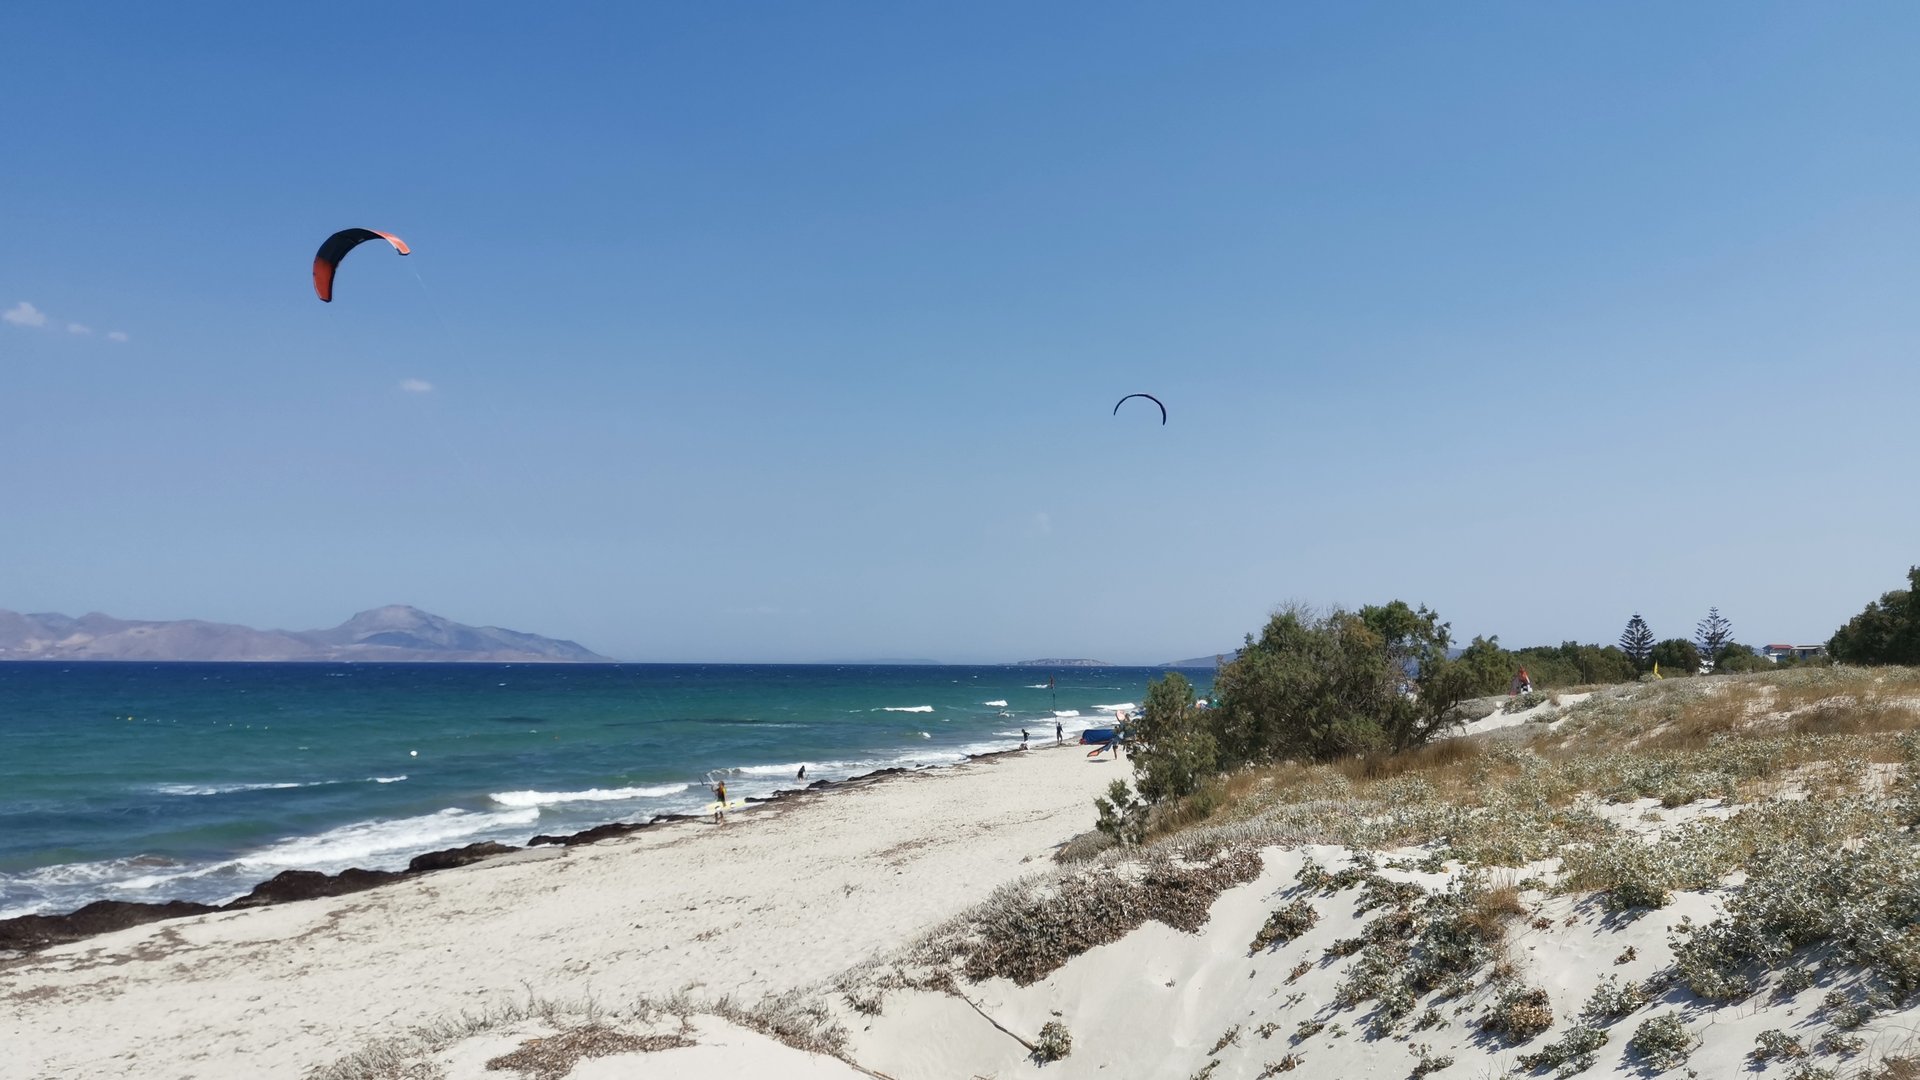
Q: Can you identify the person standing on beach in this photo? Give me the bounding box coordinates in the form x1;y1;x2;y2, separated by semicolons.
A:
1055;719;1063;745
1020;729;1030;750
712;779;728;825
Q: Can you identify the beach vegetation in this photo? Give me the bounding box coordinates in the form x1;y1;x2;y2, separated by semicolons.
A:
1515;1023;1608;1075
1627;1012;1694;1070
1480;984;1553;1044
1130;671;1218;803
1830;566;1920;665
1207;600;1467;767
951;842;1262;986
1032;1019;1072;1062
1750;1028;1807;1063
1579;974;1648;1024
1249;898;1319;953
1093;779;1150;847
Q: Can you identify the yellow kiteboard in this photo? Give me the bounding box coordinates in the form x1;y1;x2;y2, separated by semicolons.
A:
705;799;749;812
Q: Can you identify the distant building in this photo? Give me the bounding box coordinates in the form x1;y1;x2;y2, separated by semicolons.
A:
1763;643;1827;662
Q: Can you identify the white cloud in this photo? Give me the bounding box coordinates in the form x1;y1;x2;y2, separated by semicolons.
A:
3;301;47;328
398;378;434;393
106;331;129;343
67;323;92;335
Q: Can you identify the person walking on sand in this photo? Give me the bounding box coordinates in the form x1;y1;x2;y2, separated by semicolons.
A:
712;779;728;825
1020;728;1030;750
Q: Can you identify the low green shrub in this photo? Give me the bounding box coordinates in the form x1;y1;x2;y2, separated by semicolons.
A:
1579;975;1648;1024
1032;1020;1071;1063
1516;1023;1608;1076
1249;899;1319;953
1627;1012;1693;1070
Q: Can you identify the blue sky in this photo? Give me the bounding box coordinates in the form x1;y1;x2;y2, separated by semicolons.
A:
4;3;1917;663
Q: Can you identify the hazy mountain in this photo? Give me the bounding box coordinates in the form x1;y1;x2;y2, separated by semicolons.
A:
1158;651;1240;668
0;605;610;663
1012;658;1111;667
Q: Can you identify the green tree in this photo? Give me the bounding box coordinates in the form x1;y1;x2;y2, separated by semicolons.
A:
1829;567;1920;665
1619;615;1655;671
1649;638;1702;675
1713;643;1771;674
1359;600;1472;749
1694;607;1733;668
1208;601;1467;767
1126;672;1216;803
1456;635;1518;696
1208;606;1393;765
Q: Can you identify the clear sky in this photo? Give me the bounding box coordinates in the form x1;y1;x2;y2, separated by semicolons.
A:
4;3;1917;663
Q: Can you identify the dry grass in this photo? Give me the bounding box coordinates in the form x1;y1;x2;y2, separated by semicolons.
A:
483;1024;693;1080
307;987;848;1080
1335;737;1483;785
1871;1055;1920;1080
1458;884;1524;946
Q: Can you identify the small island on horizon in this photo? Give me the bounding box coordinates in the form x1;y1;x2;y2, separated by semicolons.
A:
0;605;609;663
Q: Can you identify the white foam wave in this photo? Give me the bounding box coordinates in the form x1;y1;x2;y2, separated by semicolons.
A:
235;807;541;872
489;784;688;808
981;700;1009;707
1089;703;1137;712
881;705;934;713
1052;710;1081;718
372;775;408;783
0;806;548;918
1025;684;1050;689
726;761;850;777
155;780;327;796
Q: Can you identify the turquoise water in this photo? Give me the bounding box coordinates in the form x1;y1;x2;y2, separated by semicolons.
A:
0;662;1206;917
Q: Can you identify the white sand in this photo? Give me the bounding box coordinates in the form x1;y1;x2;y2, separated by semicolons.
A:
0;743;1121;1079
13;730;1920;1079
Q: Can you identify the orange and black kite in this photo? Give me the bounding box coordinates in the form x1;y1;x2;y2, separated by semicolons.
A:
312;228;410;302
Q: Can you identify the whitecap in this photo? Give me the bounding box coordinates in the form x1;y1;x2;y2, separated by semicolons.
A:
1024;684;1050;689
154;780;332;796
1089;703;1137;712
234;807;542;871
489;783;689;808
1052;710;1081;718
982;700;1009;707
880;705;934;713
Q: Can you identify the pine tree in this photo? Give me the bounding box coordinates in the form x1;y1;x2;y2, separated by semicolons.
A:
1695;607;1733;669
1619;614;1654;670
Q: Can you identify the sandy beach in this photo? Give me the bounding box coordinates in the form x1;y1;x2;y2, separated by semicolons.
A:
15;675;1920;1080
1;742;1122;1078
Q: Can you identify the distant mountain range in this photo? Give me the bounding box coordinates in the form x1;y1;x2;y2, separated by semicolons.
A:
1159;651;1239;668
0;605;610;663
1013;658;1111;667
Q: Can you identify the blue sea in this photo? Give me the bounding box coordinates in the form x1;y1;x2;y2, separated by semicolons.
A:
0;662;1208;918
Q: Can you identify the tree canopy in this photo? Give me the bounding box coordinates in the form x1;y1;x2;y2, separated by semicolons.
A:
1828;566;1920;665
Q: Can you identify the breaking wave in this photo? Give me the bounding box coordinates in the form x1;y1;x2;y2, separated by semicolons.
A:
489;784;690;808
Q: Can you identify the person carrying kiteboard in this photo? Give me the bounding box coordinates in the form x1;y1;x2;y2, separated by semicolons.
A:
712;778;728;825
